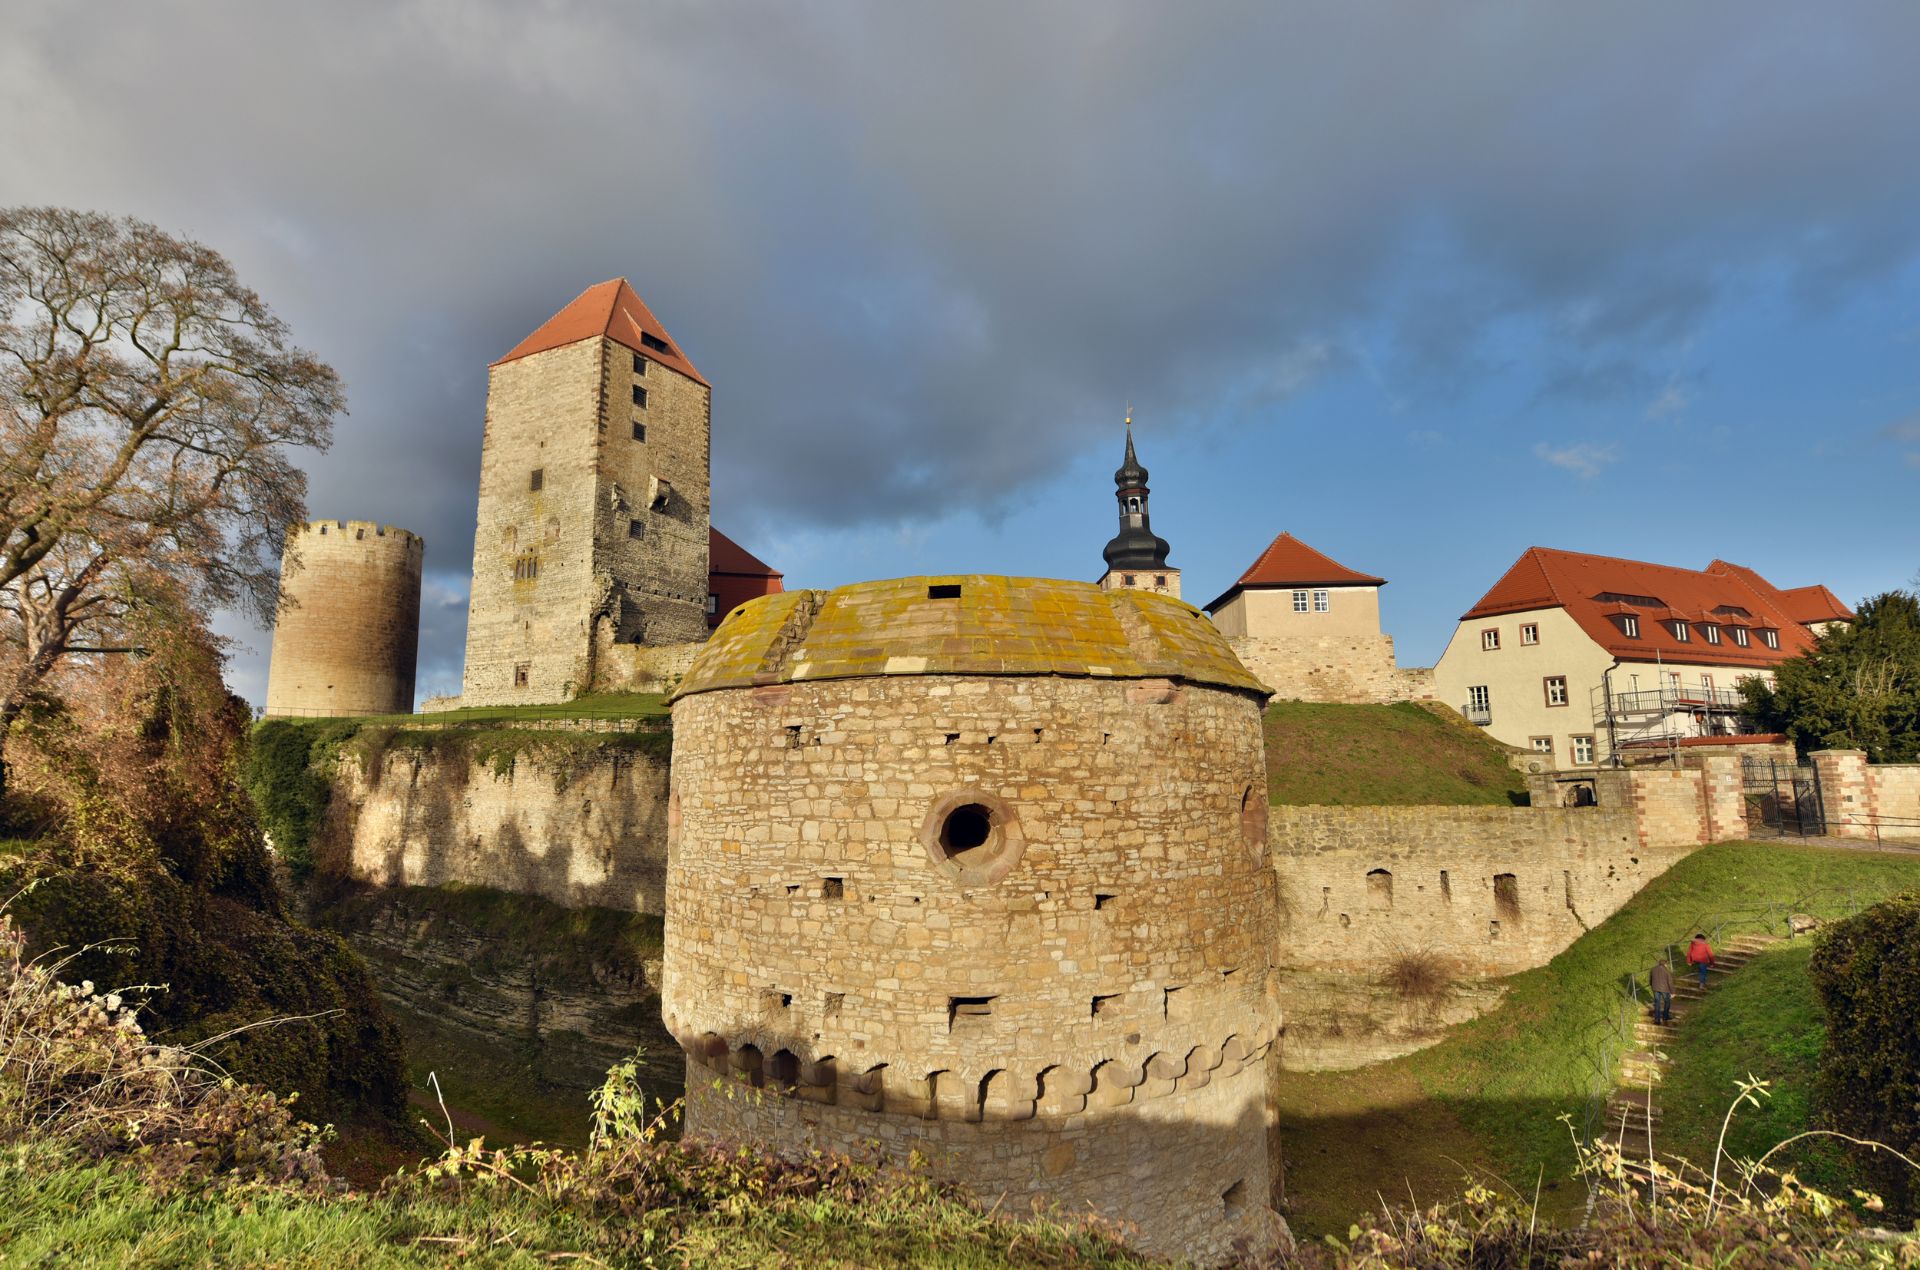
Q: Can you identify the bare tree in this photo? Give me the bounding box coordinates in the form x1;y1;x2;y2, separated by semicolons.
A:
0;207;340;799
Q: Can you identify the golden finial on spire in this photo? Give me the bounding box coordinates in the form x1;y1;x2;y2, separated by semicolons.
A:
1124;402;1133;429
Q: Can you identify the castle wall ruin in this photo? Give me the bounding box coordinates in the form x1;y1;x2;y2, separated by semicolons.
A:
1226;632;1434;705
318;737;670;914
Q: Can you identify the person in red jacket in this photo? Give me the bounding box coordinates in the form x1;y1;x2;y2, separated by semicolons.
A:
1686;933;1715;988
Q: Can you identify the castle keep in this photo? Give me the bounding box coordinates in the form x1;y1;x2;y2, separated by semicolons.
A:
461;280;714;706
264;520;422;717
661;576;1286;1262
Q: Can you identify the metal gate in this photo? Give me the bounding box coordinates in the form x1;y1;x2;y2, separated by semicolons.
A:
1742;757;1826;837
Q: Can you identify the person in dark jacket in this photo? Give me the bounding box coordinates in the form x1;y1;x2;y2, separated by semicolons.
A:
1650;957;1674;1024
1686;933;1715;988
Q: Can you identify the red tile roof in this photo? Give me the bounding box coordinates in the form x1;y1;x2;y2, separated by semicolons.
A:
494;278;708;386
1205;532;1384;612
710;527;780;579
1778;583;1856;625
708;527;782;628
1462;547;1839;669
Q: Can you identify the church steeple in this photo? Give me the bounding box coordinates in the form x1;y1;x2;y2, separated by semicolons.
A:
1097;410;1180;598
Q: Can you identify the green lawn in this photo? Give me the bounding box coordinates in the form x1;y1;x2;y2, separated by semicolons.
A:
1276;841;1920;1237
0;1144;1146;1269
1656;940;1883;1198
1263;700;1528;806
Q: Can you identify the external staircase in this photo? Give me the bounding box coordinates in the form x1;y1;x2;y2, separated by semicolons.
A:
1603;931;1782;1174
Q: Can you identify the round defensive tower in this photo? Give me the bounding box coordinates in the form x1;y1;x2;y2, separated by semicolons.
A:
264;520;423;717
663;575;1285;1261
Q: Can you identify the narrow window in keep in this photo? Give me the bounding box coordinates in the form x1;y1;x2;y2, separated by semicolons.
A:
632;353;646;375
628;519;644;540
632;420;646;442
529;468;544;492
632;385;648;407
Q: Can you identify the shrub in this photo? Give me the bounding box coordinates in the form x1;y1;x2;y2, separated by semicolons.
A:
0;909;326;1188
1381;949;1453;1005
1811;889;1920;1216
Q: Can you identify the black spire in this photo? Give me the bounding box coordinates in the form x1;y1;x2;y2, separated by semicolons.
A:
1101;413;1171;572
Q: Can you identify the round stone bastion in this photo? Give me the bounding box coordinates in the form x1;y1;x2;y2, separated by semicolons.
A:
662;575;1286;1262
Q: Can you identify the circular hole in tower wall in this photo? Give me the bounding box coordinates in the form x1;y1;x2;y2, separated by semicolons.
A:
921;791;1024;887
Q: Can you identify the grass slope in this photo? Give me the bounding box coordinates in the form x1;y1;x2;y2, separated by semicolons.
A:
1264;701;1528;806
1657;940;1878;1197
0;1146;1145;1269
1277;841;1920;1237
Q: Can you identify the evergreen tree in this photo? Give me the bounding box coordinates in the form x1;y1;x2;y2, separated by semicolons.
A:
1743;591;1920;761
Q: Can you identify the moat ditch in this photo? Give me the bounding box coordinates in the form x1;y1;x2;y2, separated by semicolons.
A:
298;877;680;1151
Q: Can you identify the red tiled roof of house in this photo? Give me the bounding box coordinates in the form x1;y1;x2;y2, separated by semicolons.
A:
494;278;708;385
1205;532;1384;612
710;527;780;579
1462;547;1830;670
1777;584;1855;625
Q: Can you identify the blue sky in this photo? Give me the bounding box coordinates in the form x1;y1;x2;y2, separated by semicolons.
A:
3;3;1917;704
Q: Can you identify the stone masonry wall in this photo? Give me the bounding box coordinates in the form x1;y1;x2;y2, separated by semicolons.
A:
1813;750;1920;842
588;339;710;655
589;638;706;696
665;674;1284;1263
318;740;670;914
462;341;604;706
265;520;423;717
1228;632;1433;704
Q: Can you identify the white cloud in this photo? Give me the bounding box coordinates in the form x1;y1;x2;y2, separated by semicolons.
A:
1532;441;1618;478
1645;379;1692;421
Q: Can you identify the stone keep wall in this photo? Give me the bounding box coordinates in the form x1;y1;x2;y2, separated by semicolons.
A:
1227;632;1434;705
317;739;670;914
589;637;706;696
588;340;711;654
265;520;422;717
462;341;605;706
665;674;1285;1264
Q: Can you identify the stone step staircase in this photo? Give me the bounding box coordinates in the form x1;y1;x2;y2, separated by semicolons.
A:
1602;933;1780;1174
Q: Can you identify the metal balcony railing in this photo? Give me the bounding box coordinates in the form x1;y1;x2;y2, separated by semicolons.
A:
1600;686;1747;717
1463;704;1492;726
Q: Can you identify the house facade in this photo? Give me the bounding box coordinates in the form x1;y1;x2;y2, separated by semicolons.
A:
1432;548;1852;767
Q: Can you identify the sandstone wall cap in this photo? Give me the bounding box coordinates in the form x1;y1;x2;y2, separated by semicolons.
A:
670;575;1268;702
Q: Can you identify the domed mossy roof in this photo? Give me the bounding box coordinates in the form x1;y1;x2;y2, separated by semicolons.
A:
670;575;1268;701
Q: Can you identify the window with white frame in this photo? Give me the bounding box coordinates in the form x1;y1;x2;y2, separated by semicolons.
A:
1622;614;1640;638
1292;590;1309;613
1666;671;1682;694
1571;735;1596;764
1467;685;1491;717
1530;736;1554;754
1673;621;1690;642
1313;589;1330;612
1761;629;1779;649
1733;626;1749;647
1520;623;1539;645
1701;673;1715;695
1482;628;1501;651
1544;676;1568;707
1704;624;1721;644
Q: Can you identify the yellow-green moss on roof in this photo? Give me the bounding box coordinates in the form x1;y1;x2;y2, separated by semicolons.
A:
670;576;1268;701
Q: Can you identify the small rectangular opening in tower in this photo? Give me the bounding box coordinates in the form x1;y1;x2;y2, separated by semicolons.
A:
632;420;646;442
1091;994;1119;1018
529;468;543;491
640;331;671;354
631;385;648;407
513;663;530;688
632;353;646;375
948;996;994;1031
628;519;644;540
822;877;845;900
1094;893;1116;910
927;584;962;599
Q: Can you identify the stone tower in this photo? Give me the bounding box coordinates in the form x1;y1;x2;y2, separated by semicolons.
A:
265;520;422;717
460;279;712;706
662;576;1285;1262
1097;414;1179;598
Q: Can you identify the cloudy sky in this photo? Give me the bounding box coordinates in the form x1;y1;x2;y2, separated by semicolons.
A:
6;3;1919;705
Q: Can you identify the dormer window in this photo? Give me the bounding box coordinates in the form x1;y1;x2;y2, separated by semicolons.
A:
1732;626;1749;647
1673;621;1690;643
640;331;672;354
1761;628;1779;650
1621;614;1640;638
1703;624;1721;645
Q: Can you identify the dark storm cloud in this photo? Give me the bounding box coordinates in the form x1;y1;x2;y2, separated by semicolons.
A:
6;2;1920;641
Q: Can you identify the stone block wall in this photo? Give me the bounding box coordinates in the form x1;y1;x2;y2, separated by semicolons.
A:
1227;632;1433;704
317;739;670;913
1813;750;1920;842
665;673;1284;1263
264;520;423;718
590;638;706;696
